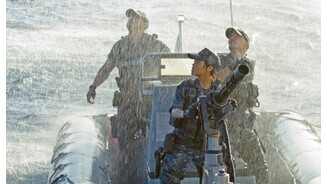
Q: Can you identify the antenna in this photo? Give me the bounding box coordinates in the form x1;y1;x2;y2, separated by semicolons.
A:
174;14;184;53
230;0;234;27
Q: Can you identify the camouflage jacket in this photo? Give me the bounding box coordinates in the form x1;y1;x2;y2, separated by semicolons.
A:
219;53;259;108
169;78;220;148
108;33;171;95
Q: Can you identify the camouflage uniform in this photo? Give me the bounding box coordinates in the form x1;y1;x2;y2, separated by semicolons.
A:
219;53;268;184
160;78;235;184
110;33;170;184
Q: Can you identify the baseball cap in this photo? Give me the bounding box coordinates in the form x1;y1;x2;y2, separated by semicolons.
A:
187;48;221;70
225;27;250;42
126;9;149;27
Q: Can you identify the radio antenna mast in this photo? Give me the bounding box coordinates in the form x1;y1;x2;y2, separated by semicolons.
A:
230;0;234;27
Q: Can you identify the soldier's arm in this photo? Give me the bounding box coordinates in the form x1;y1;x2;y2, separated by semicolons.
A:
216;53;233;82
215;67;232;82
91;57;116;88
91;41;122;88
243;58;255;82
170;82;185;118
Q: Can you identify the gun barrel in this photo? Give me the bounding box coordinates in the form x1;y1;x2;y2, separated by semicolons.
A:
213;64;249;105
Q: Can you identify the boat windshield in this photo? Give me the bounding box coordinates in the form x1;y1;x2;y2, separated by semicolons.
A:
161;58;192;76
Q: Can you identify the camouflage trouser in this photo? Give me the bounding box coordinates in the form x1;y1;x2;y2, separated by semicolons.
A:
115;102;147;184
160;145;203;184
228;105;268;184
117;102;141;146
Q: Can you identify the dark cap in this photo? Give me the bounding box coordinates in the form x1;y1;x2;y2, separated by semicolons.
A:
126;9;149;26
225;27;250;42
187;48;221;70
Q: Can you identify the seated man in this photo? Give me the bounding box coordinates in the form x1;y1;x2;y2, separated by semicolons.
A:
160;48;235;184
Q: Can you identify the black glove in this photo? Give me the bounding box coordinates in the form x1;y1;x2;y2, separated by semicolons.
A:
87;85;96;104
183;104;198;119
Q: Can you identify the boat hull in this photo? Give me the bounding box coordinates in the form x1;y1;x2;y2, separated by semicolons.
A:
254;111;321;184
48;114;111;184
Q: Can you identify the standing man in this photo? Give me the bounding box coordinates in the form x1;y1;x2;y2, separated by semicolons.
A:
160;48;236;184
216;27;268;184
86;9;171;184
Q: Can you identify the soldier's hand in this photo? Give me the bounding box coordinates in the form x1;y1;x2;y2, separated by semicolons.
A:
229;99;237;110
87;85;96;104
183;104;198;119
